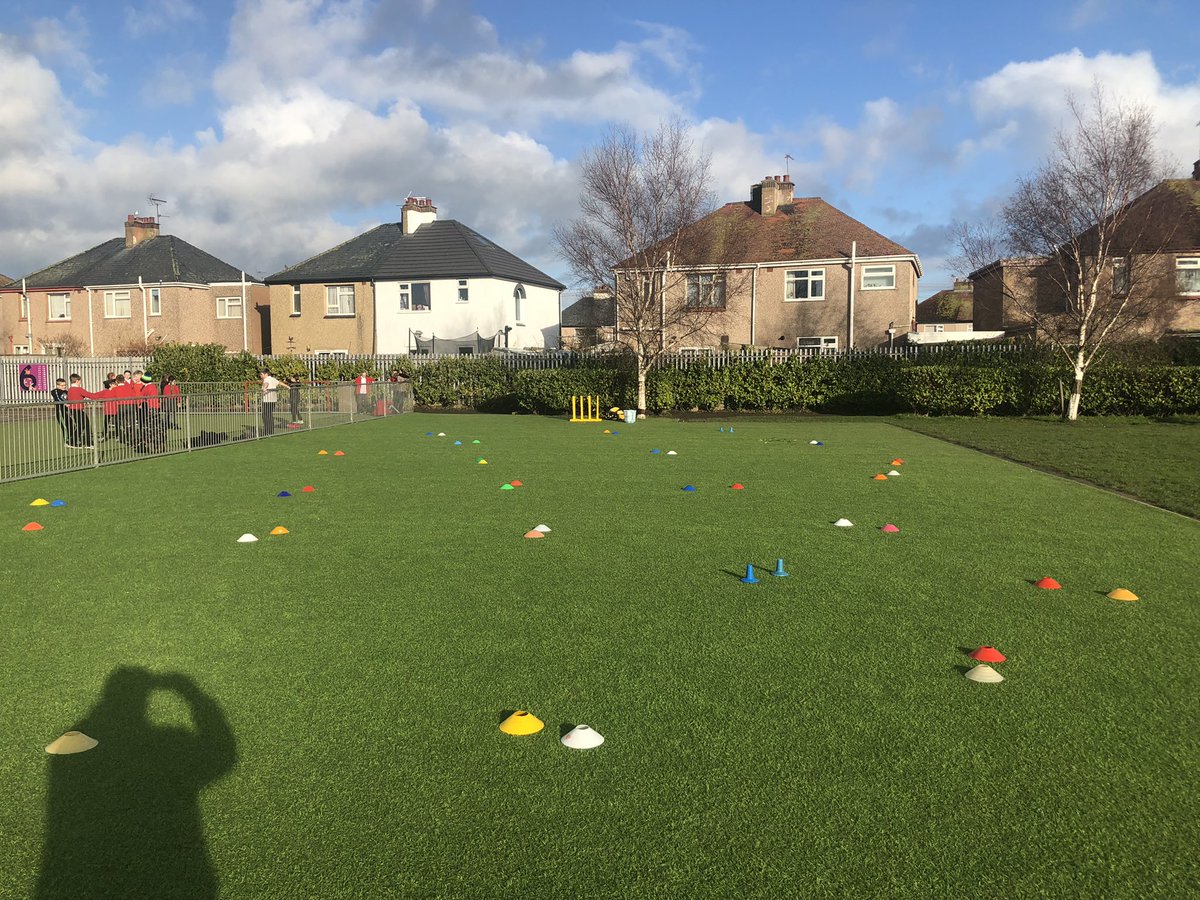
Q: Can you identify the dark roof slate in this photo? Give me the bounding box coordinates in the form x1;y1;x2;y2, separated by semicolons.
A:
8;236;256;289
561;295;616;328
266;220;564;290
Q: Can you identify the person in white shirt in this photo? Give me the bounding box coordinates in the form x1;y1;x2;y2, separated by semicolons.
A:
260;368;281;435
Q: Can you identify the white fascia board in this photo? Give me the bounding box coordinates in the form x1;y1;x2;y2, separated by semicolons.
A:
84;281;212;291
616;253;923;277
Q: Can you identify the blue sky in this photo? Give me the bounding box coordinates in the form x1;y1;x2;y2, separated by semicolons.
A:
2;0;1198;300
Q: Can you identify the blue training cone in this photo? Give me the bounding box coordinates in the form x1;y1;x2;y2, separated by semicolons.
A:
741;564;759;584
771;558;789;577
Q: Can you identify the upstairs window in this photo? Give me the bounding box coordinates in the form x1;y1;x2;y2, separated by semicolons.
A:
216;296;243;319
397;283;431;312
458;279;469;303
48;292;71;320
149;287;161;316
785;269;825;301
19;294;30;320
1111;257;1129;298
326;284;355;316
686;273;726;308
1177;257;1200;295
291;285;302;316
514;284;526;322
104;290;131;318
861;265;896;290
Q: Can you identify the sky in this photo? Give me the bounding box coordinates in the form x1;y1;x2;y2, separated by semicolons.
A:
1;0;1198;301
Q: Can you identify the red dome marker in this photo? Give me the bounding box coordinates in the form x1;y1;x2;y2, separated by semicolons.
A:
301;485;316;493
1034;576;1061;589
970;646;1006;663
334;450;345;456
510;480;523;487
881;523;900;533
22;522;44;531
730;483;745;490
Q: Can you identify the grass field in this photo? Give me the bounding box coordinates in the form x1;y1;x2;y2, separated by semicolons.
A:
2;413;1197;897
892;414;1200;518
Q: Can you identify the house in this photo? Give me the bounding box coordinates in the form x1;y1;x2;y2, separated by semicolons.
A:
970;161;1200;340
908;279;1003;343
264;197;564;356
560;287;616;349
620;176;921;352
0;274;12;288
0;216;269;356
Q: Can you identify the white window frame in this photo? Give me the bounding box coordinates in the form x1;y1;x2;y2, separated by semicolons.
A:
13;344;31;354
685;273;726;308
291;285;302;316
1112;257;1129;298
785;268;825;301
932;324;945;333
396;283;431;313
457;279;469;303
796;335;838;353
48;292;71;320
19;295;30;320
1176;257;1200;296
514;284;526;323
861;264;896;291
149;287;161;316
315;350;348;361
216;296;243;319
325;284;355;317
104;290;131;319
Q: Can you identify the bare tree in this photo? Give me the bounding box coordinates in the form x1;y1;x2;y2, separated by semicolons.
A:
555;120;749;415
956;86;1173;420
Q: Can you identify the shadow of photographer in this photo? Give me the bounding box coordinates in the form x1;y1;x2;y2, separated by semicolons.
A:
36;666;237;899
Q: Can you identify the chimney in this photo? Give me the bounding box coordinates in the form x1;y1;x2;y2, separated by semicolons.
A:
124;214;159;249
401;196;437;235
1193;159;1200;181
753;175;794;216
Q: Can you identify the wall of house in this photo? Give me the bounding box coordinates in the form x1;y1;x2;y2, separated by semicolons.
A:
374;278;559;352
269;281;376;354
2;282;269;355
679;259;916;350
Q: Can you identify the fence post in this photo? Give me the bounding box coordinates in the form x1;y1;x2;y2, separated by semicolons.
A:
184;396;192;451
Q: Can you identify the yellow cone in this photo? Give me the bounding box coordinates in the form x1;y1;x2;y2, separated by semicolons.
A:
1107;588;1138;601
46;731;98;754
31;498;49;506
318;450;328;455
478;459;488;465
270;526;289;536
499;710;544;735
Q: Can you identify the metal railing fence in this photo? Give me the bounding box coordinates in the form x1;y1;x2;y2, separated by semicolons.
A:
1;356;150;402
0;381;411;484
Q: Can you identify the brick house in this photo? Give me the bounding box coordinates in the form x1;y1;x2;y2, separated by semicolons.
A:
619;176;921;352
0;216;269;356
560;287;616;349
970;163;1200;340
265;197;564;356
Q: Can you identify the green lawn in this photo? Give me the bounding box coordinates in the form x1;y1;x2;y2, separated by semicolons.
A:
891;414;1200;518
2;414;1197;897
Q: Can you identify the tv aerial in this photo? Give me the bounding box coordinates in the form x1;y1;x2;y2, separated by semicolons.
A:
148;196;169;223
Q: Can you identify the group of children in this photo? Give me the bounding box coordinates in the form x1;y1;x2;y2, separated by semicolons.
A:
50;370;181;451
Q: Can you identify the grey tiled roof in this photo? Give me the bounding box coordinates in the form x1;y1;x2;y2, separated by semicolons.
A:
561;296;615;328
266;220;564;290
9;236;257;289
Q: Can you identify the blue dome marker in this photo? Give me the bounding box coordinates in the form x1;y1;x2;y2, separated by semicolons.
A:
277;491;291;497
682;485;697;492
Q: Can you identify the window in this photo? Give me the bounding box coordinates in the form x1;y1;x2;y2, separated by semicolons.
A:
291;285;302;316
861;265;896;290
796;336;838;353
149;287;161;316
325;284;355;316
785;269;825;301
216;296;243;319
1111;257;1129;298
457;279;469;303
104;290;131;318
396;283;431;312
685;273;726;308
48;293;71;320
1177;257;1200;295
316;350;348;361
514;284;526;322
932;324;945;333
457;346;474;356
19;295;29;320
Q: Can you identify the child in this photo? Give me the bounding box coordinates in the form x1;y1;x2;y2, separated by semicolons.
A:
50;378;71;444
65;374;94;449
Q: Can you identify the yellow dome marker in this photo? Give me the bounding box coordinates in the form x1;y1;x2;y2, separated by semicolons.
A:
1107;588;1138;601
31;498;49;506
478;458;488;465
318;450;328;455
46;731;98;754
270;526;289;536
499;710;544;735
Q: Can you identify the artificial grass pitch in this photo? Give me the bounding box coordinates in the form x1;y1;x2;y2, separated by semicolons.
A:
1;414;1197;897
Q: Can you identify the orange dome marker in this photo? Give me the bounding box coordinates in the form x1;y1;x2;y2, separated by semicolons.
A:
970;646;1006;663
1107;588;1138;601
22;522;44;532
730;483;745;490
510;480;523;487
270;526;289;536
334;450;345;456
523;530;545;539
891;459;904;466
1034;577;1061;590
873;474;888;481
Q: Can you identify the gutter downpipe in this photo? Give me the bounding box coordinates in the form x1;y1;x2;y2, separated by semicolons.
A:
848;240;857;349
22;278;32;352
749;264;759;346
241;270;248;352
140;275;148;340
87;288;94;355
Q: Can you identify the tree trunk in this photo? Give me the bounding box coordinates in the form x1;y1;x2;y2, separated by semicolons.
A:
637;368;648;419
1065;354;1086;421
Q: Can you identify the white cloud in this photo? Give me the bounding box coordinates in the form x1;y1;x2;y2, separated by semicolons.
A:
125;0;202;38
29;8;106;95
1067;0;1111;29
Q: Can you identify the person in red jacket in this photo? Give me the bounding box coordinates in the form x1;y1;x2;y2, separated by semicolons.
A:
84;378;138;444
161;375;181;428
139;373;165;449
353;371;373;414
65;374;94;449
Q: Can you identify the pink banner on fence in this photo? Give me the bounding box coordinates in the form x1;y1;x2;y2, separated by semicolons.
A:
18;363;49;392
